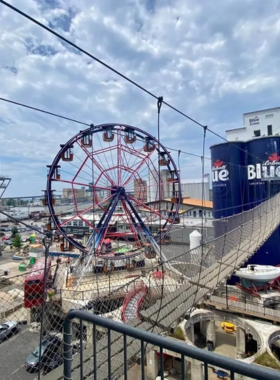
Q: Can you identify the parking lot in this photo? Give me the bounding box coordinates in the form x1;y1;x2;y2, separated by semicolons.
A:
0;325;42;380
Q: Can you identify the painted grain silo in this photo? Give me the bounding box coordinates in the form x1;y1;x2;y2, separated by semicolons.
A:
210;135;280;267
210;141;247;219
245;136;280;265
246;136;280;208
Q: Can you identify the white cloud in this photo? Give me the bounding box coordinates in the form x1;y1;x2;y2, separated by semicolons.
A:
0;0;280;197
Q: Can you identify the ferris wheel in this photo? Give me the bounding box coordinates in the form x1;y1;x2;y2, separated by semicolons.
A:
44;124;181;278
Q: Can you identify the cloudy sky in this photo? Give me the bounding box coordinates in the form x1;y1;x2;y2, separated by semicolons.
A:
0;0;280;198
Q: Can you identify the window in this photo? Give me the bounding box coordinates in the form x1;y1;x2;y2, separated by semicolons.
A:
193;211;197;217
254;130;261;137
27;279;40;285
267;125;273;136
265;114;274;119
78;220;83;227
73;220;78;226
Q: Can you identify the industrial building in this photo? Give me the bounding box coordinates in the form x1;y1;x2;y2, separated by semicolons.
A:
146;197;213;220
133;179;147;203
62;187;87;199
180;176;210;201
226;106;280;141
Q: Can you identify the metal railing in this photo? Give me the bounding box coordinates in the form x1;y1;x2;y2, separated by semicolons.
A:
63;309;280;380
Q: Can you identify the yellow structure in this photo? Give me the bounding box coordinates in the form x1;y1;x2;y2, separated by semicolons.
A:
221;322;236;334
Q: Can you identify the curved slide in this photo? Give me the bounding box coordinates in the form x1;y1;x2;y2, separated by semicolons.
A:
121;282;148;322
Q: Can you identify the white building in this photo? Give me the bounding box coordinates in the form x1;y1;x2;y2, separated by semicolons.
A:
226;106;280;141
147;169;170;203
180;177;210;201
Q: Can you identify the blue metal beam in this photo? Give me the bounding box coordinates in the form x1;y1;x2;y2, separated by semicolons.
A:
88;192;121;250
124;193;157;244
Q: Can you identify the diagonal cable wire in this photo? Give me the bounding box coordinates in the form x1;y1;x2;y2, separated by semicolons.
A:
0;96;267;169
0;2;272;173
0;209;48;236
0;1;241;141
148;96;165;336
0;97;90;126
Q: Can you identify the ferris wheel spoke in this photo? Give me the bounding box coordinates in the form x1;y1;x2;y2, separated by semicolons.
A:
117;130;122;186
122;139;138;177
58;193;116;229
121;144;147;159
51;178;112;192
96;130;119;185
76;138;117;158
78;142;117;187
70;154;91;183
73;157;111;188
127;194;171;222
121;149;155;188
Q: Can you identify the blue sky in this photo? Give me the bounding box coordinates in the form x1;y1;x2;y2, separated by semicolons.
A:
1;0;280;197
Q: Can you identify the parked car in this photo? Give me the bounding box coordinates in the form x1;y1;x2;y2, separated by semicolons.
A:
3;240;12;245
25;335;62;372
42;354;63;375
0;321;20;341
1;236;11;241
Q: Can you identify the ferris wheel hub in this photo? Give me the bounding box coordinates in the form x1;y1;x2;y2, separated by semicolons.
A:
119;187;126;196
111;186;126;195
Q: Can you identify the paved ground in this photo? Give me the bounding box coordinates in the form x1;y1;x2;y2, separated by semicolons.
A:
0;325;40;380
206;322;237;380
0;252;14;263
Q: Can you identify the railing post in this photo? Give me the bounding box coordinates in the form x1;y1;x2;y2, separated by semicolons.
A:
63;315;73;380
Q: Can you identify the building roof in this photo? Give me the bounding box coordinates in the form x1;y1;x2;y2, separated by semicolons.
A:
243;106;280;115
165;197;213;209
225;127;246;132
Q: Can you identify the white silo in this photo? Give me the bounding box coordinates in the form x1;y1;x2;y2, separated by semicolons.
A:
189;230;202;264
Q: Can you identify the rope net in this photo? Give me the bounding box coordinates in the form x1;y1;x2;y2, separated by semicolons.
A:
0;192;279;379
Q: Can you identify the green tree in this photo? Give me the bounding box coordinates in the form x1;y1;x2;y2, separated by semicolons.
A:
11;226;18;238
13;234;22;250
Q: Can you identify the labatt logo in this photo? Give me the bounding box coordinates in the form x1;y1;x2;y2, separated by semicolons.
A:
248;153;280;180
212;160;229;182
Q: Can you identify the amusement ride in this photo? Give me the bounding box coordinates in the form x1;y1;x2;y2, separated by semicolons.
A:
43;123;182;287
